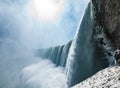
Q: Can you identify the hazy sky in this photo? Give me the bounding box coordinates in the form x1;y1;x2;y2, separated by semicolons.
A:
0;0;89;49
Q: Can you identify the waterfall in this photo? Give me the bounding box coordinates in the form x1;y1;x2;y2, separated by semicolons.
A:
21;0;116;87
65;2;95;86
36;1;110;87
36;1;111;87
65;1;109;87
0;0;115;88
31;1;116;87
35;41;72;67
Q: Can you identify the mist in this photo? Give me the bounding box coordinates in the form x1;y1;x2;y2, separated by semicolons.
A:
0;0;88;88
21;59;67;88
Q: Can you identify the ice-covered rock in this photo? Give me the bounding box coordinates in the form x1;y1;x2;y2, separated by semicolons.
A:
72;66;120;88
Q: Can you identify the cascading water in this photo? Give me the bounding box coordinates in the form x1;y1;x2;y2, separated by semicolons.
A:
65;2;95;86
64;1;117;87
36;41;72;67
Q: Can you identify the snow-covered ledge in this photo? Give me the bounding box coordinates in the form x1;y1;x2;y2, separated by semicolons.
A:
72;66;120;88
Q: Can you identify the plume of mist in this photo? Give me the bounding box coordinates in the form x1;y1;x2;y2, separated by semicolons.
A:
21;59;68;88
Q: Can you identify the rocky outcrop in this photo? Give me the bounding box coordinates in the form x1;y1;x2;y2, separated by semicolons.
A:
72;66;120;88
92;0;120;48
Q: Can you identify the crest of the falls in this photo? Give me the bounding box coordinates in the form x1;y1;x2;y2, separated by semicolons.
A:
36;41;72;67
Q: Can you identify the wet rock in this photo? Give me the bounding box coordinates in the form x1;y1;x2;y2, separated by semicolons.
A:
114;50;120;64
92;0;120;48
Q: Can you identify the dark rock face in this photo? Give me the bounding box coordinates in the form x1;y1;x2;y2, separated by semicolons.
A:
92;0;120;48
114;50;120;64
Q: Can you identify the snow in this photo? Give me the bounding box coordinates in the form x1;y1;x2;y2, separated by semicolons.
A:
72;66;120;88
